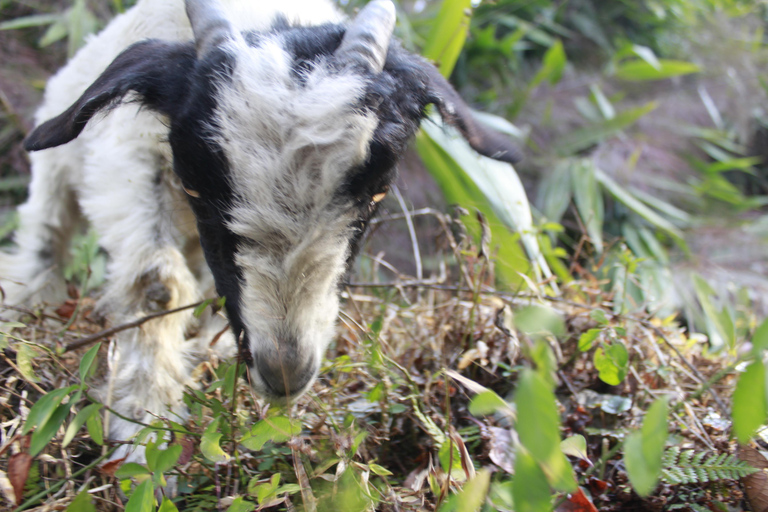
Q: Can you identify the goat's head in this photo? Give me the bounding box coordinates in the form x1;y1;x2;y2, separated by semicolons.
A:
25;0;520;401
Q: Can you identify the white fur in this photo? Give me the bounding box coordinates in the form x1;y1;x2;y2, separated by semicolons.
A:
0;0;350;461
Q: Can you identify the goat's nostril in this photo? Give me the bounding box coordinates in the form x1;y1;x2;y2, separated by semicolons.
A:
253;352;318;399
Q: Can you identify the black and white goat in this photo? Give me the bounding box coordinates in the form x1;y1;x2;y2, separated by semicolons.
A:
6;0;519;458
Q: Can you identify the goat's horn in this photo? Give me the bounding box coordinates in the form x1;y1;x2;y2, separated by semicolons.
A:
336;0;396;73
185;0;234;57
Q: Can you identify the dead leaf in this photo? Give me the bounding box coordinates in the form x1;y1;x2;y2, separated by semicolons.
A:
8;452;32;506
55;300;77;320
486;426;515;473
98;457;127;478
177;436;195;466
740;445;768;512
556;488;598;512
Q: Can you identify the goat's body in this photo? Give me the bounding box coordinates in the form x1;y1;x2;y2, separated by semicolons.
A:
6;0;342;459
10;0;520;463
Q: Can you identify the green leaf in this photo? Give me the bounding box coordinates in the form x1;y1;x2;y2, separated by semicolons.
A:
512;448;553;512
66;490;96;512
624;397;669;496
615;59;700;81
62;403;102;447
590;309;609;325
753;317;768;354
154;444;183;476
469;390;508;417
571;160;604;252
125;479;155;512
16;343;40;383
578;329;602;351
240;416;301;450
516;369;575;492
514;305;565;337
560;435;588;462
23;386;76;435
79;343;100;382
200;418;229;463
530;40;566;88
0;13;60;30
158;498;179;512
30;401;72;457
86;409;104;445
553;103;657;156
438;440;463;475
593;343;629;386
453;469;491;512
368;463;393;476
115;462;152;479
732;361;767;444
193;298;214;318
422;0;472;77
420;119;551;285
415;130;532;287
594;169;686;249
227;497;255;512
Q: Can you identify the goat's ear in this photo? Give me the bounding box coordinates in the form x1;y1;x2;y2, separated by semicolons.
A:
25;40;196;152
422;63;522;164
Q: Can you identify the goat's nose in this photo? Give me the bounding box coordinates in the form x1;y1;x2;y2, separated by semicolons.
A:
253;348;318;399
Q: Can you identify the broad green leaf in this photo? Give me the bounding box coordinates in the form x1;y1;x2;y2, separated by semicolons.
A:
704;156;762;174
593;343;629;385
154;444;183;476
590;309;609;326
421;119;551;284
733;361;767;444
62;403;102;447
240;416;301;451
571;160;604;253
516;369;575;492
553;103;657;156
468;390;508;416
30;401;72;456
560;435;588;462
125;479;155;512
201;418;230;463
23;386;77;435
86;409;103;445
115;462;152;479
512;448;553;512
624;397;669;496
415;130;531;287
79;343;101;382
66;490;96;512
422;0;472;77
615;59;700;81
578;329;602;351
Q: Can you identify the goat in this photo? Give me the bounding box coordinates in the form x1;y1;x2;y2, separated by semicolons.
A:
6;0;519;460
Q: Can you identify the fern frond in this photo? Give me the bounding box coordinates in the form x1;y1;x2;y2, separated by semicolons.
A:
660;449;757;485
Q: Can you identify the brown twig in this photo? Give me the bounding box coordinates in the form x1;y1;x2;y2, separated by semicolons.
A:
63;300;206;353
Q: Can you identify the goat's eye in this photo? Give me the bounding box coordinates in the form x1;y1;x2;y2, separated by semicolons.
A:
183;186;201;198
